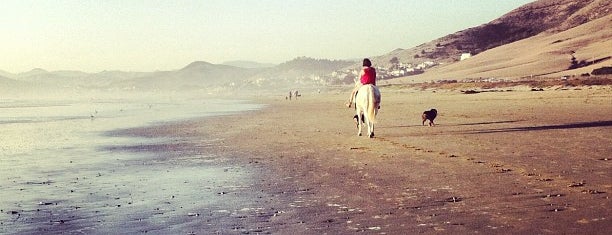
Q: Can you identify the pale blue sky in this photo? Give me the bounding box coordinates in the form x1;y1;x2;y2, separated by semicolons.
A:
1;0;534;73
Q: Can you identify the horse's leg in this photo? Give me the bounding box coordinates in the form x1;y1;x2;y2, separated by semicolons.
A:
357;109;363;136
367;117;374;138
371;106;378;137
363;109;373;138
355;105;363;136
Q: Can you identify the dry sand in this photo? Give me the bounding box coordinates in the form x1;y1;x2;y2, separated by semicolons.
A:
3;86;611;234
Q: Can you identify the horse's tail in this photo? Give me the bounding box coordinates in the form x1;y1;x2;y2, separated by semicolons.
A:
366;85;378;123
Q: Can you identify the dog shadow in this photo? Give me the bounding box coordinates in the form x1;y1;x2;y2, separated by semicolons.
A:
380;120;522;129
378;124;423;129
450;120;523;126
462;120;612;134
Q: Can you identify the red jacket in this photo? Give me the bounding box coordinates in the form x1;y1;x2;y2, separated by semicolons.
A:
360;67;376;85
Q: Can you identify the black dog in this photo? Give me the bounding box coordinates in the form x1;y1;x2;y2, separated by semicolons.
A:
422;109;437;126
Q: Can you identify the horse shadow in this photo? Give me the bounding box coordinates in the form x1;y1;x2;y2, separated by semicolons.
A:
379;120;522;129
462;120;612;134
377;125;421;129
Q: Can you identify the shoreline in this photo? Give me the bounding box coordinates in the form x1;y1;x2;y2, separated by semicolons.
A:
0;98;266;234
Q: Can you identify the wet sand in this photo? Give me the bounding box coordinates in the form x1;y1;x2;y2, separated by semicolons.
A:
2;87;611;234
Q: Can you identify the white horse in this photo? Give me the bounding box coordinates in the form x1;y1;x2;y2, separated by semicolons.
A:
354;84;381;138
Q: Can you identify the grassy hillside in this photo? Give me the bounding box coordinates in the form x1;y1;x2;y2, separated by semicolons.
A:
392;14;611;82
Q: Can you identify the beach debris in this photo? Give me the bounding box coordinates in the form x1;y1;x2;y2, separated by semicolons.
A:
446;197;462;203
462;90;480;94
541;193;564;198
26;180;54;185
569;181;585;187
51;219;66;224
273;210;285;217
581;189;605;194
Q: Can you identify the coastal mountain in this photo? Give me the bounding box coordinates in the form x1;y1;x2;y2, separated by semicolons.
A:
222;60;276;69
4;57;350;93
0;75;23;86
96;58;351;91
373;0;611;80
396;14;611;81
0;75;30;95
120;57;353;91
244;57;354;88
0;69;14;78
108;61;261;91
255;57;353;79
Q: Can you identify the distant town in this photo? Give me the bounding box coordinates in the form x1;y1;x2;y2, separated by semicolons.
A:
302;56;446;86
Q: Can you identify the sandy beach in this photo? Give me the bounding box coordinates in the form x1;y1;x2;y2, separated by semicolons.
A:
190;87;611;234
2;86;611;234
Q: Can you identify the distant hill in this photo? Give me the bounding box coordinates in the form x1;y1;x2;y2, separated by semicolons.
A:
0;75;29;94
375;0;611;80
112;61;261;91
0;75;22;86
394;14;611;82
275;57;353;72
244;57;354;88
0;69;14;78
3;57;353;93
222;60;276;68
17;68;49;78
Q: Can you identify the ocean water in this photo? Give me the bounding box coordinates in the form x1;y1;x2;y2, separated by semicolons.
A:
0;97;263;234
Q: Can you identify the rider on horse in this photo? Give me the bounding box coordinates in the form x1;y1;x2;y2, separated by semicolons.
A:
347;58;376;108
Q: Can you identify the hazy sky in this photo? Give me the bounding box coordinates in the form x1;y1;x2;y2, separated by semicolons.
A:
1;0;535;73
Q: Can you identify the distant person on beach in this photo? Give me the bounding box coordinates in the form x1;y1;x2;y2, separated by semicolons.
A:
346;58;376;108
289;90;293;100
